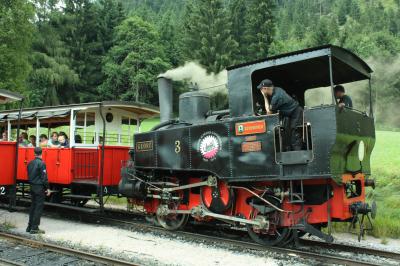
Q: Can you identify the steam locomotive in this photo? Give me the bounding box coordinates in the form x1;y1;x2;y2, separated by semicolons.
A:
119;45;377;246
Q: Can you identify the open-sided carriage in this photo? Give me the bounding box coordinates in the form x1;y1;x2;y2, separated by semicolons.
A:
0;101;158;208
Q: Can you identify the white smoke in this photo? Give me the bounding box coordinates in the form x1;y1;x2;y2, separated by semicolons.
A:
161;62;227;93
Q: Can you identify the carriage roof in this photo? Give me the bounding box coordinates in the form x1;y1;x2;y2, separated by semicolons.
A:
227;44;372;91
0;101;159;121
0;89;24;104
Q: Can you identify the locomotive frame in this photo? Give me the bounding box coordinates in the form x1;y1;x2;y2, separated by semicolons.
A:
120;45;377;246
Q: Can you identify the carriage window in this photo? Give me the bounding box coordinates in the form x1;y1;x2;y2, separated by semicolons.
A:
76;113;85;127
121;116;137;145
75;111;96;145
86;112;95;126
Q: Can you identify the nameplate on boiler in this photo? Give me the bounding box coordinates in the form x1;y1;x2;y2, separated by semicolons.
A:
235;120;266;136
135;140;153;152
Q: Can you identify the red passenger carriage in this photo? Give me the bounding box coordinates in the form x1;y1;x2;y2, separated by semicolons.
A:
0;101;158;208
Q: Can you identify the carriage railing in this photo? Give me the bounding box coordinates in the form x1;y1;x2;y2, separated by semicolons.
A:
74;130;133;146
72;149;99;180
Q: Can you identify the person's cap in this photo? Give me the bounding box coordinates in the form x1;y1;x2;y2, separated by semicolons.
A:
334;85;345;93
34;147;42;156
257;79;273;89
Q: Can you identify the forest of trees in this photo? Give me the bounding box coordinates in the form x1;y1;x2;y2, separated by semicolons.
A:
1;0;400;128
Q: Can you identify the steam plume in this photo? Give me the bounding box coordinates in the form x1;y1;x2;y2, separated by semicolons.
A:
161;62;227;93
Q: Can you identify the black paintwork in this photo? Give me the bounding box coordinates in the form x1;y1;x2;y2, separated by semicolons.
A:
133;45;375;184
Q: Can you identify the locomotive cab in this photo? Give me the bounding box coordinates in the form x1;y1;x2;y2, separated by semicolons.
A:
227;45;375;182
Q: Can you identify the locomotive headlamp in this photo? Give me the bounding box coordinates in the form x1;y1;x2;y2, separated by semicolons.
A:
358;140;365;161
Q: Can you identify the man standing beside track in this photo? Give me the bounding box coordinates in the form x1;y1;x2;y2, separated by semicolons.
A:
26;147;50;234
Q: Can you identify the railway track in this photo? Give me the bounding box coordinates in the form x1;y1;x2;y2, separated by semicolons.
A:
2;200;400;266
0;231;137;266
89;213;400;266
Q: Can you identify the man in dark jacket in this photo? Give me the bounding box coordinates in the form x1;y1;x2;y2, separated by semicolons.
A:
27;147;49;234
258;79;303;150
334;85;353;108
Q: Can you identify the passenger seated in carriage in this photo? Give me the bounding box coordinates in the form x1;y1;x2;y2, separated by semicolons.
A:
58;134;69;148
48;132;60;148
1;131;7;141
28;135;37;147
19;132;30;147
39;134;48;147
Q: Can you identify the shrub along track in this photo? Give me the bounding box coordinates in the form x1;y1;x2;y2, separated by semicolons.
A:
1;199;400;266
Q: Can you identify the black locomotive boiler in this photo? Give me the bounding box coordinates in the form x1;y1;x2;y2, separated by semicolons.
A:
119;45;377;246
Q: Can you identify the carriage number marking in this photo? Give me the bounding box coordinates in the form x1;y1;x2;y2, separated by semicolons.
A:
0;187;5;195
175;140;181;153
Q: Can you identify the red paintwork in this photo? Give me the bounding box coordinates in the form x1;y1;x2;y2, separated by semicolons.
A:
201;180;231;209
15;146;129;187
142;174;367;228
18;148;73;184
0;142;17;186
100;146;130;186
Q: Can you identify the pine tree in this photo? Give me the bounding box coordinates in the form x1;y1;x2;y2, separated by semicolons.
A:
228;0;248;62
100;16;170;104
0;0;34;93
307;16;337;46
28;11;79;106
182;0;238;73
244;0;276;60
158;10;182;67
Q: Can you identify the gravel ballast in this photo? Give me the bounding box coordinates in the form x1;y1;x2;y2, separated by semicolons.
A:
0;209;282;266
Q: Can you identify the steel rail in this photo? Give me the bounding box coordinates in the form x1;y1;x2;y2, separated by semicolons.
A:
0;232;138;266
81;207;400;264
0;257;24;266
77;212;387;266
299;238;400;261
2;199;400;265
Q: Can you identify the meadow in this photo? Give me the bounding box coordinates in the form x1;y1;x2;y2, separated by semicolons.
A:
367;130;400;239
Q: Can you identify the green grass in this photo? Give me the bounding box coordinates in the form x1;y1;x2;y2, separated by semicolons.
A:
140;118;160;132
367;131;400;238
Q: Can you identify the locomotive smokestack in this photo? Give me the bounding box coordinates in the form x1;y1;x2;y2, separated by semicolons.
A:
157;76;173;123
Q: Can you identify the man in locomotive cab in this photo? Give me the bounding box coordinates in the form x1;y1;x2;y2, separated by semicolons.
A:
26;147;50;234
257;79;303;150
334;85;353;108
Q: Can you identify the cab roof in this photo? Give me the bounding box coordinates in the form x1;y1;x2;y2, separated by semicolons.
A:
227;45;372;90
